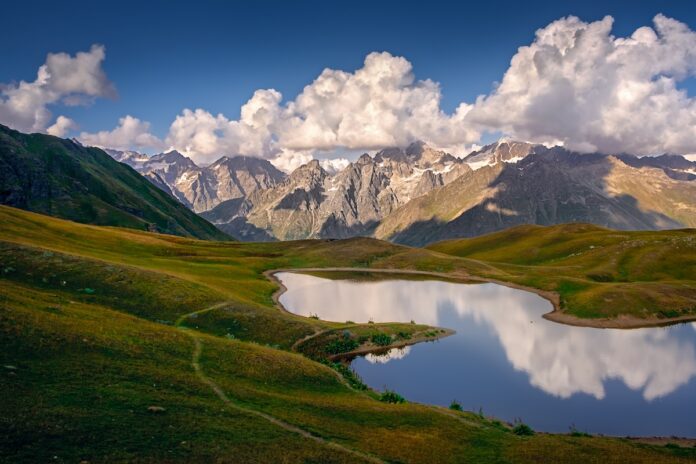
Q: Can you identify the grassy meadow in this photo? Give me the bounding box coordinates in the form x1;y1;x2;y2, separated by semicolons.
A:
428;223;696;325
1;206;696;462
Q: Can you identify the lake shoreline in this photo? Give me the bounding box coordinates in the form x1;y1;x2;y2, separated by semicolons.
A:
265;267;696;330
265;268;456;356
271;269;696;439
327;327;457;362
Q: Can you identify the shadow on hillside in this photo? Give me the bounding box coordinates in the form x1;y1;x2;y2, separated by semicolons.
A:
389;147;686;247
275;188;323;210
319;216;380;240
217;217;277;242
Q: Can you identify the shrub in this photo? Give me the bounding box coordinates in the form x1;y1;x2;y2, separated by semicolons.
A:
322;361;367;391
586;273;615;282
325;338;359;354
396;331;412;340
449;400;462;411
379;389;405;404
513;422;535;436
569;425;591;437
371;333;392;346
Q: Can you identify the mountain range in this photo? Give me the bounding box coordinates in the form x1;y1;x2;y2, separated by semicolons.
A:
1;121;693;246
106;139;696;245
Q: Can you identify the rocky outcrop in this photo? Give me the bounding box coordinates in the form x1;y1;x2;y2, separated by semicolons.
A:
214;143;469;240
107;150;286;212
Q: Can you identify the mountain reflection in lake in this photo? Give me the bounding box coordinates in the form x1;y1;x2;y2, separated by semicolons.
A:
276;271;696;436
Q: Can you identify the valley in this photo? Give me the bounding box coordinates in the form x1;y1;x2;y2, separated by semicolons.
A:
1;205;695;462
3;5;696;462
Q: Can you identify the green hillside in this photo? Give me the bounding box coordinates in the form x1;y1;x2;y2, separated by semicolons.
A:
428;223;696;324
0;124;229;240
1;206;695;462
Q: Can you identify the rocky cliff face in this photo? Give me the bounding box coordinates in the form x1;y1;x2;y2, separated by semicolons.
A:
208;142;469;240
463;140;540;170
377;147;696;245
108;139;696;245
106;149;287;212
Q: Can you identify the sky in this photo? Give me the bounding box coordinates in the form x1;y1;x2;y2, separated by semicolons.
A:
1;0;695;170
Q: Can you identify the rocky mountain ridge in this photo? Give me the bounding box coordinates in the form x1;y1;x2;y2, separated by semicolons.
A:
106;140;696;245
205;142;472;240
106;148;286;212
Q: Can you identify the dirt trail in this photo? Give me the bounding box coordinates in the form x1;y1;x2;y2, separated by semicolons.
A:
176;308;387;464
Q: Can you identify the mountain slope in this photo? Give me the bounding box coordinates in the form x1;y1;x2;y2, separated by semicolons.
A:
218;142;469;240
377;147;696;246
0;124;229;240
108;149;287;212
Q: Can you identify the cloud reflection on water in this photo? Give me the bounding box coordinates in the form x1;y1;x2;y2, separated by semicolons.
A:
277;272;696;401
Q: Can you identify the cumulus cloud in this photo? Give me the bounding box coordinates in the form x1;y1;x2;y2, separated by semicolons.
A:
0;44;115;135
46;115;77;137
164;89;281;165
320;157;350;174
87;51;479;166
77;14;696;168
276;52;477;152
79;115;164;151
269;149;314;173
467;14;696;155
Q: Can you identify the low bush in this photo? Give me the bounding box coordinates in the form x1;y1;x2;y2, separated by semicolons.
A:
449;400;462;411
371;333;392;346
569;425;591;437
586;273;615;282
325;338;359;354
323;361;368;391
513;422;535;436
396;331;412;340
379;390;405;404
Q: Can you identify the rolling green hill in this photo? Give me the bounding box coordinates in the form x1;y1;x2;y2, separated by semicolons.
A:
1;206;695;462
0;124;229;240
428;223;696;324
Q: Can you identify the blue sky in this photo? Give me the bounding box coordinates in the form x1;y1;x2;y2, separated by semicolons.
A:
1;0;693;136
1;0;696;166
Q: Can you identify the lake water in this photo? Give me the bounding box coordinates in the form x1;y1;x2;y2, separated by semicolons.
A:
276;271;696;437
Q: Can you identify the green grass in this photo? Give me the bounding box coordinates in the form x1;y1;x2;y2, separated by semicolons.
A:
428;223;696;324
1;206;696;462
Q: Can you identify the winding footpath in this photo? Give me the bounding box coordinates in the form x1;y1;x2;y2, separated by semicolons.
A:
175;305;387;464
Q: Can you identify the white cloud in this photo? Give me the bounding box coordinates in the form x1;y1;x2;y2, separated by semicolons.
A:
467;14;696;155
46;115;77;137
0;44;115;135
79;115;164;151
320;157;350;174
276;52;477;152
90;52;480;165
270;149;314;173
53;14;696;167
